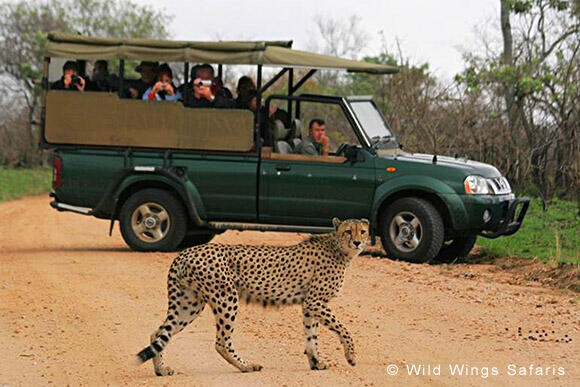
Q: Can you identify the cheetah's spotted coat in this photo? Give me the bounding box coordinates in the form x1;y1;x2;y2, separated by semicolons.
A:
135;218;369;374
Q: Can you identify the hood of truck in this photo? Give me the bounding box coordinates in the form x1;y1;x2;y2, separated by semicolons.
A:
376;150;502;178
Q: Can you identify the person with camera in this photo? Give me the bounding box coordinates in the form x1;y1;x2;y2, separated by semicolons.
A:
183;64;235;108
142;63;181;102
51;61;85;92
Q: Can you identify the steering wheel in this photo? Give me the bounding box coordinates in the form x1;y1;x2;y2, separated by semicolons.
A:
335;142;349;156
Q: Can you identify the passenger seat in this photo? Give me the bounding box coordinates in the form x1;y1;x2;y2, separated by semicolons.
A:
288;118;302;151
272;120;293;154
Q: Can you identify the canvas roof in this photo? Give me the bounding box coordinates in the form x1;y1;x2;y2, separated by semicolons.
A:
47;32;398;74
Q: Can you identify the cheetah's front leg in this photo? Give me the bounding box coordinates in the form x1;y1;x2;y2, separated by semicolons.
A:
304;301;356;366
302;307;328;370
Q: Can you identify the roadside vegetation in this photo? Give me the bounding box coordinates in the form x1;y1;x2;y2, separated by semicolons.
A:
478;198;580;264
0;167;51;201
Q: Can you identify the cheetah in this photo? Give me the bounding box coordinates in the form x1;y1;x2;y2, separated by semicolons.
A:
135;217;369;375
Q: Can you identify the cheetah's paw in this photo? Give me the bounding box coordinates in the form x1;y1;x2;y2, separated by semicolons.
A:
154;365;174;376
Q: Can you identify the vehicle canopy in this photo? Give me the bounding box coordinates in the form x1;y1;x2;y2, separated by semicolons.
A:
42;33;397;153
46;32;398;74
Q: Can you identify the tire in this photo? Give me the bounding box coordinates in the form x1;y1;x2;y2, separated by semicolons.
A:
119;188;187;252
380;197;444;263
434;235;477;263
179;233;215;248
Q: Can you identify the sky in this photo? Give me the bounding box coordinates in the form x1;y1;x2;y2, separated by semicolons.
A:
140;0;501;79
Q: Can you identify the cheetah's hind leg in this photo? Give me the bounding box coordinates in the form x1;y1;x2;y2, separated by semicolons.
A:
211;285;262;372
135;280;206;376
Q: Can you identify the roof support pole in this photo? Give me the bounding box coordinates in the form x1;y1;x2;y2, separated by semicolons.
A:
256;64;263;144
259;67;288;93
290;69;317;94
184;62;190;104
118;59;125;98
40;57;50;140
287;68;293;118
218;64;223;80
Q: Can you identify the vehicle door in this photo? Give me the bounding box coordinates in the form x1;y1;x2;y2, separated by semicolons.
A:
259;99;375;226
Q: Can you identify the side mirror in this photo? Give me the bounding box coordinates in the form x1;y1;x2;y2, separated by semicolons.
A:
345;146;364;163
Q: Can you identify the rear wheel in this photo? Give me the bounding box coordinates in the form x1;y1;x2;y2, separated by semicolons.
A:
119;188;187;252
435;235;477;263
380;197;444;263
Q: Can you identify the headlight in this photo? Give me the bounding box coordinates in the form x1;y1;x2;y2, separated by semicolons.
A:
464;175;491;194
464;175;512;195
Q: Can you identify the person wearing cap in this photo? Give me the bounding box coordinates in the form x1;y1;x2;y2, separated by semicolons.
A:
126;61;158;99
142;63;181;102
51;61;86;91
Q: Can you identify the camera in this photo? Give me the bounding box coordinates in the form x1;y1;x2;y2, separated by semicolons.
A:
194;79;212;87
71;74;82;86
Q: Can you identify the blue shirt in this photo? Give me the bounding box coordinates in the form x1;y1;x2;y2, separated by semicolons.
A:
142;86;181;102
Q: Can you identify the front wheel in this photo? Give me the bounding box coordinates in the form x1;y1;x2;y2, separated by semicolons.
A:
434;235;477;263
119;188;187;252
380;197;444;263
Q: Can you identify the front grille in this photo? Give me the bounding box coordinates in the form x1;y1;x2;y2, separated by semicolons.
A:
488;177;511;195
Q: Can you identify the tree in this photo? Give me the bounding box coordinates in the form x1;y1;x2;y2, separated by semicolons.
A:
0;0;172;166
309;14;369;88
456;0;580;211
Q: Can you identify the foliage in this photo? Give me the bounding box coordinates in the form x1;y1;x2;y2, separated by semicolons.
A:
0;0;171;90
0;167;51;201
0;0;172;167
478;198;580;263
454;0;580;211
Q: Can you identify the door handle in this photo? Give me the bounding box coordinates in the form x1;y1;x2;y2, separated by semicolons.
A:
276;164;291;172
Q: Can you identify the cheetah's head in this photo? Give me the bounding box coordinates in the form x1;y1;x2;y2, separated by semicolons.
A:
332;218;370;257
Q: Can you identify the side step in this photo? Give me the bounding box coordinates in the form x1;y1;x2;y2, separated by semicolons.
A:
208;222;333;234
50;200;93;215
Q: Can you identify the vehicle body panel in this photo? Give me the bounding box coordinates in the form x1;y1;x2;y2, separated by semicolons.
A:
259;150;376;226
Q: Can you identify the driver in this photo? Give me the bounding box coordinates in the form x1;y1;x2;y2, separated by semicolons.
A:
296;118;329;156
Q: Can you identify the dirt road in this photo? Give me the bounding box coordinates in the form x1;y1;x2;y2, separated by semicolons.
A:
0;196;578;386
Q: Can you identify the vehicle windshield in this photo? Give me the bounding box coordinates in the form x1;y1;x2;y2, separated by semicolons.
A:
349;100;396;148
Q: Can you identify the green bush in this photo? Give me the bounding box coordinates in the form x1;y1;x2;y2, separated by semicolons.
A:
478;198;580;263
0;167;52;201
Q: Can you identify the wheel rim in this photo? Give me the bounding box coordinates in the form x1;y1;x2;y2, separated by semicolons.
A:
131;202;170;243
389;211;423;253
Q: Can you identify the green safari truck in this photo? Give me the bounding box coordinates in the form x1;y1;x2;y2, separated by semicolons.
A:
42;33;529;263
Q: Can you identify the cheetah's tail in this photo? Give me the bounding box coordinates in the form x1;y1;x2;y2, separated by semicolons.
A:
135;260;184;366
134;345;157;365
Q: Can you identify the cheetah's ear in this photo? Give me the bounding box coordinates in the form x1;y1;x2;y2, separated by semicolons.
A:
332;217;341;230
360;218;369;225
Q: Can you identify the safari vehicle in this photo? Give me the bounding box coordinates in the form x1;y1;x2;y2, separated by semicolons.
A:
42;33;529;263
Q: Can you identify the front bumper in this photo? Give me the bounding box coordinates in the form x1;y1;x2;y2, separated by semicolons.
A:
478;196;530;239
